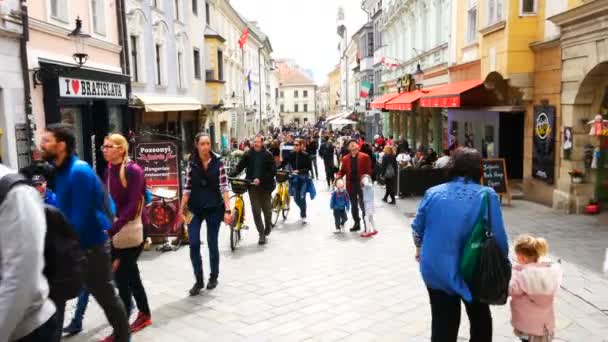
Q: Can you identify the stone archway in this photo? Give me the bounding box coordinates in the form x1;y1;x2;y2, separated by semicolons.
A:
556;61;608;211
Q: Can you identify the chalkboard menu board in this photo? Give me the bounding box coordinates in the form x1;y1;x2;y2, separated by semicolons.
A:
481;159;509;194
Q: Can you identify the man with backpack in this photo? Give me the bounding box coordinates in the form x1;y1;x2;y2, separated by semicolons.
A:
0;163;57;341
40;124;130;342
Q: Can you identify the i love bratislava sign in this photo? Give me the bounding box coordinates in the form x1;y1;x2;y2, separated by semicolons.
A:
58;77;127;99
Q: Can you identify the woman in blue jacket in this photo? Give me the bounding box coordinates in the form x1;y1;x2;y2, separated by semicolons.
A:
411;147;509;342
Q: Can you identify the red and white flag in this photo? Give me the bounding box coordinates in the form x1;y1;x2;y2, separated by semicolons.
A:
238;28;249;49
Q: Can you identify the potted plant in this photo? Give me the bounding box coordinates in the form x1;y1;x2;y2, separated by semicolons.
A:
568;169;585;184
585;199;600;215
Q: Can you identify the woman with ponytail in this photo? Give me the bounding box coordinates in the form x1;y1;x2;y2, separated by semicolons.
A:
102;134;152;337
510;234;562;342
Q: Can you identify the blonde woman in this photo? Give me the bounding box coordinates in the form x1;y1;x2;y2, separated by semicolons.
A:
102;134;152;335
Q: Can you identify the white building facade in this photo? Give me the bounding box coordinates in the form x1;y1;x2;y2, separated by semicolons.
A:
0;0;26;169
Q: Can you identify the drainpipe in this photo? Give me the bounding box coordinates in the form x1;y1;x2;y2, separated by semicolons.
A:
258;46;263;133
116;0;133;132
19;1;33;166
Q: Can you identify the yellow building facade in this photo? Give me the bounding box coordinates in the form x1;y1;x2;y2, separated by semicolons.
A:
328;66;341;115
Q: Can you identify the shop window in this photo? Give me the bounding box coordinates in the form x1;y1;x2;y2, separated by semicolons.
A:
520;0;536;15
487;0;503;26
193;48;201;79
91;0;106;35
50;0;68;22
108;107;123;134
60;107;84;158
466;0;478;43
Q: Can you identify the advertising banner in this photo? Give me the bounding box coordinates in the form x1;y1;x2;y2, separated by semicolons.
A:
532;106;556;184
133;141;181;237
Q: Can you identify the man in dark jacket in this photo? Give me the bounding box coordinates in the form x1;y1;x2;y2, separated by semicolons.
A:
319;137;336;188
230;136;276;244
305;136;319;180
336;139;372;231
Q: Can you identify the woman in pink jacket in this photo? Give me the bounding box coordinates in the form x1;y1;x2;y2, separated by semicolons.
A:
509;234;562;342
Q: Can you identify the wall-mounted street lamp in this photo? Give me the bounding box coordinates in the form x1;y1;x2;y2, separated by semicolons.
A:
413;63;424;90
69;17;91;66
33;17;90;86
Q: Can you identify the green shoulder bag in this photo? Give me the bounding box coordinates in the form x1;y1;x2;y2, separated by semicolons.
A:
459;191;490;283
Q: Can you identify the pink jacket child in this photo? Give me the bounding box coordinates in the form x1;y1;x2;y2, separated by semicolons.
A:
510;248;562;339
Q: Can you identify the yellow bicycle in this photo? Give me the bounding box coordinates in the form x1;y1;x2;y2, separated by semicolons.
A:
228;177;251;251
271;170;291;226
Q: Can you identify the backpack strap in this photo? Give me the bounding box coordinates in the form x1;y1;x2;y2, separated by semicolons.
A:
0;173;29;206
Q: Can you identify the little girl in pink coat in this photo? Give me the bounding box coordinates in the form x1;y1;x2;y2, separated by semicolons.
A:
510;234;562;342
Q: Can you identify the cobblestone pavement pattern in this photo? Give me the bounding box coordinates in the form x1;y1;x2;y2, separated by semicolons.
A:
66;171;608;341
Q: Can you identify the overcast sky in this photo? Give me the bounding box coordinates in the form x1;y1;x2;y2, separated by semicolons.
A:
230;0;368;85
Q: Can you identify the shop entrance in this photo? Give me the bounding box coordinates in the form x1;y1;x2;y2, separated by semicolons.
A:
499;112;524;180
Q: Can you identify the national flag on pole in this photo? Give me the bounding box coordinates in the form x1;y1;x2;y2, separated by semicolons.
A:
247;71;252;92
238;28;249;49
360;80;371;98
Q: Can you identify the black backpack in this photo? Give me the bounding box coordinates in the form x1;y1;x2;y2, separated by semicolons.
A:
0;173;86;302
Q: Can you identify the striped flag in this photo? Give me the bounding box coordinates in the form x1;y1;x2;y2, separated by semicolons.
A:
360;80;371;98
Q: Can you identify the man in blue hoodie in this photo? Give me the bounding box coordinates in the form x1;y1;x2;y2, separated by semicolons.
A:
40;124;130;342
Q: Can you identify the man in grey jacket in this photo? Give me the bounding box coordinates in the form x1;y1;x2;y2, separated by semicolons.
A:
0;163;57;341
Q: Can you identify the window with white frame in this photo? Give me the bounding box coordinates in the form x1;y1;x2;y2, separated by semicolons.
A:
130;35;141;82
155;44;165;86
487;0;503;25
91;0;106;35
466;0;478;43
521;0;536;15
50;0;68;22
177;51;184;88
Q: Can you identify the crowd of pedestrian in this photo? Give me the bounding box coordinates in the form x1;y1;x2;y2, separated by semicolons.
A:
0;122;562;342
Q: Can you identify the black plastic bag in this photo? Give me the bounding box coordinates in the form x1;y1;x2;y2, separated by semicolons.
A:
470;236;511;305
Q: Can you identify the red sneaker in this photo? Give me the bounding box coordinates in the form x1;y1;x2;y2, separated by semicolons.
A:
370;230;378;236
130;312;152;333
360;231;372;238
99;335;114;342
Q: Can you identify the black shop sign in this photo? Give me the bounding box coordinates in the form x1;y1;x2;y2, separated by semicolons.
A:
532;106;556;184
482;159;509;194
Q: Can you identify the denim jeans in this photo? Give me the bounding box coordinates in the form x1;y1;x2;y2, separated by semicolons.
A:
188;207;223;282
292;177;307;218
68;289;90;327
333;209;347;228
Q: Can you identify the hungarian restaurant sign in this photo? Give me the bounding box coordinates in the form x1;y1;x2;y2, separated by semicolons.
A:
134;141;181;236
58;77;127;99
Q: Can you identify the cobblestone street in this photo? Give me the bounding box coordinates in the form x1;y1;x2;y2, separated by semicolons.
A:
66;178;608;342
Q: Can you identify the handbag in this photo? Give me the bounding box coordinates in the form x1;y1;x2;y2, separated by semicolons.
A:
107;170;144;249
384;164;396;179
462;191;511;305
460;192;489;283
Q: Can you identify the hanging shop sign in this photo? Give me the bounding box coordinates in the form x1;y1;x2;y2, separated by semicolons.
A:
532;106;556;184
133;141;181;237
397;74;415;93
58;77;127;99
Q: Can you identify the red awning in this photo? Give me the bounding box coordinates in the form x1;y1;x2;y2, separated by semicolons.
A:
385;89;426;111
370;92;400;109
419;79;484;108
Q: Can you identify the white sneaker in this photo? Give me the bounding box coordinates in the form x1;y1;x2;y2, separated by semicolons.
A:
301;218;308;225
